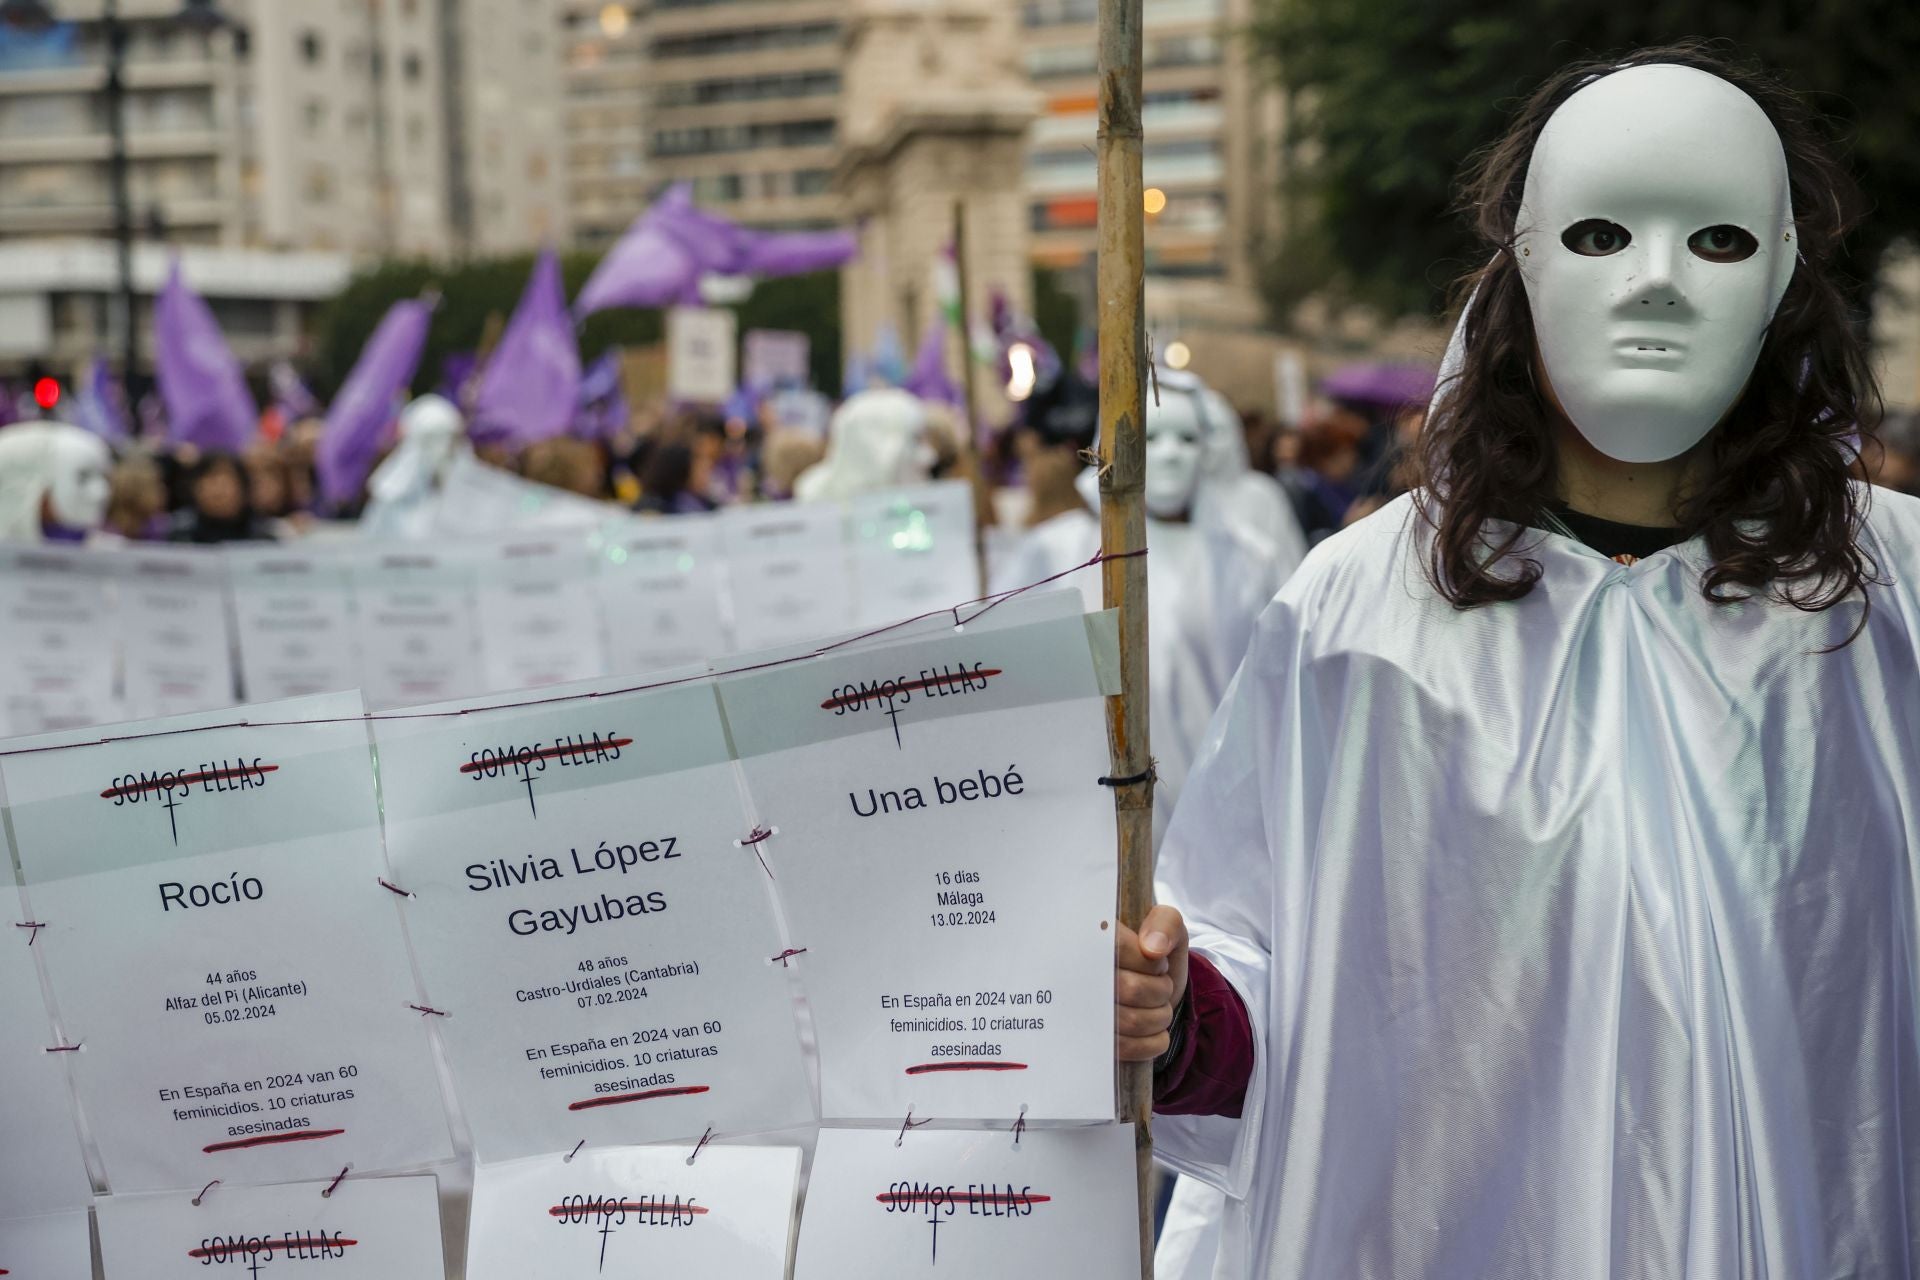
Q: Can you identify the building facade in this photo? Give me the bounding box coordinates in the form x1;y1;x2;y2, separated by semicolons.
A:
560;1;650;248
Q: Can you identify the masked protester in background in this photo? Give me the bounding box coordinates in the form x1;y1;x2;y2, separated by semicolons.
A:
0;421;112;542
360;394;471;539
1125;48;1920;1280
170;453;268;543
793;388;932;503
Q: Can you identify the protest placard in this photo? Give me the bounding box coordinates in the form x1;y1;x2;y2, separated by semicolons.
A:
716;611;1118;1121
794;1125;1139;1278
372;676;815;1159
0;544;115;741
345;546;484;709
0;854;92;1217
96;1174;445;1278
111;546;238;719
225;547;359;704
472;536;608;693
595;516;732;673
1;693;453;1191
467;1144;799;1279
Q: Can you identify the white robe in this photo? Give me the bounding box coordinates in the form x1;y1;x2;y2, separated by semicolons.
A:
1155;487;1920;1279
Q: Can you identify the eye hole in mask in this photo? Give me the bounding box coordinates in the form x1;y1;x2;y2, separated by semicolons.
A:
1561;218;1632;256
1687;224;1759;263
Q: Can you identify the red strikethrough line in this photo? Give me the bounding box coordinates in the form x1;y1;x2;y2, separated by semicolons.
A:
904;1061;1029;1075
818;670;1003;711
202;1128;346;1154
546;1202;710;1217
567;1085;710;1112
456;737;635;773
99;763;279;800
187;1238;359;1260
875;1191;1053;1207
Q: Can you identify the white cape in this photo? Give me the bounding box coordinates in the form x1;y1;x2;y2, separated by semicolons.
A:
1156;487;1920;1279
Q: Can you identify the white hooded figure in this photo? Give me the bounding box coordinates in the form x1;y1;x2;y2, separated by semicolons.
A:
0;422;112;543
359;394;470;540
792;387;931;503
1191;384;1310;573
1148;60;1920;1280
1132;370;1292;845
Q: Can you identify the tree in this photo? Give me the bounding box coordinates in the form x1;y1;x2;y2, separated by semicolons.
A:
1252;2;1920;321
309;256;841;400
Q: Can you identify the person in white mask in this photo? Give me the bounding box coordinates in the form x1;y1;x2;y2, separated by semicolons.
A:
792;387;932;503
0;421;112;543
359;394;470;540
1116;49;1920;1280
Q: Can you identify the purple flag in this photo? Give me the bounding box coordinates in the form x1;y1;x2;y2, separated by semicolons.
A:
154;260;258;453
735;226;857;277
903;315;963;407
72;357;130;442
472;249;581;446
571;350;629;441
315;297;433;508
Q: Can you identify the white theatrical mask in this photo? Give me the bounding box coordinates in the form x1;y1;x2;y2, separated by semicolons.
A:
1145;388;1207;519
1515;64;1797;463
44;428;111;529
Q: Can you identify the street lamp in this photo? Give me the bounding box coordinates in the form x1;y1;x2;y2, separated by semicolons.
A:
1;0;235;408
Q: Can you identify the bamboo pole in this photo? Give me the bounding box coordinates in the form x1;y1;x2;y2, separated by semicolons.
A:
1096;0;1155;1274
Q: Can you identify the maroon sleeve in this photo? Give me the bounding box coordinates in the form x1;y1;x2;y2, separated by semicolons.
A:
1151;951;1254;1118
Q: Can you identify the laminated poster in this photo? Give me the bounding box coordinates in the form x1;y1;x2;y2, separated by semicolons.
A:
467;1144;798;1279
345;546;484;709
794;1124;1140;1279
846;481;980;628
96;1174;444;1279
373;675;815;1161
224;547;359;704
0;1210;92;1280
595;516;732;673
0;854;92;1217
471;536;608;693
718;503;854;653
0;544;116;737
717;612;1117;1121
111;546;238;720
0;693;453;1192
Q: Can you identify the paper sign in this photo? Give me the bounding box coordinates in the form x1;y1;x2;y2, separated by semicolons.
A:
794;1124;1140;1278
717;503;854;653
96;1174;445;1278
467;1144;799;1279
1;693;453;1192
112;546;239;719
743;329;811;391
429;453;610;538
473;536;608;692
0;544;116;737
667;307;738;405
596;516;732;673
847;481;980;627
371;677;815;1160
346;546;484;709
717;613;1116;1121
0;857;92;1217
225;547;359;703
0;1210;92;1280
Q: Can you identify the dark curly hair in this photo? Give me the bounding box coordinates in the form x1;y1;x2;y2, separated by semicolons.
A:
1415;42;1881;623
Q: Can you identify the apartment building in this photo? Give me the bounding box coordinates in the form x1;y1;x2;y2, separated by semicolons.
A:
640;0;843;230
560;1;650;248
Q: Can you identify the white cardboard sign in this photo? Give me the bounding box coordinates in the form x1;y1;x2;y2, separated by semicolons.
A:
372;677;815;1160
794;1124;1140;1278
846;481;980;627
0;1210;93;1280
717;503;854;654
225;547;359;703
0;693;453;1192
467;1144;799;1279
472;536;608;693
345;547;483;709
96;1174;445;1278
717;613;1117;1121
595;516;732;673
111;546;238;719
667;306;738;405
0;545;116;737
0;857;92;1218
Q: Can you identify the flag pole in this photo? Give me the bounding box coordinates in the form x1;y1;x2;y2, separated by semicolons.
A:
1096;0;1155;1273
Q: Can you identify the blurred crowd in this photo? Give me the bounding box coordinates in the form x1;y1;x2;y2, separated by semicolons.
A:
6;370;1918;548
